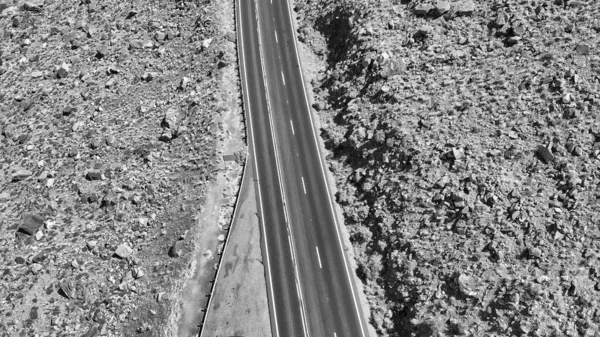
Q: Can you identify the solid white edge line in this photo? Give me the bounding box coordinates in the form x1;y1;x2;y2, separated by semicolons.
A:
281;71;286;85
316;246;322;269
301;176;306;194
290;119;295;135
255;2;310;337
237;3;281;337
282;0;368;336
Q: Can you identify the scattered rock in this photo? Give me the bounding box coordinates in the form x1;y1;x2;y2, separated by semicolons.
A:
59;279;76;299
3;124;17;140
95;45;108;59
56;63;70;78
457;274;477;297
414;4;432;16
457;1;475;16
162;107;183;131
575;44;590;55
169;240;184;258
201;38;213;50
114;244;133;259
23;0;45;11
12;169;33;182
31;263;42;274
536;145;554;164
85;169;103;181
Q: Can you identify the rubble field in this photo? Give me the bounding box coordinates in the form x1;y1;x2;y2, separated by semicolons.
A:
0;0;240;335
294;0;600;336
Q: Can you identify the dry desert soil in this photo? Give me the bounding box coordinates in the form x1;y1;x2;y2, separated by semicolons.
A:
3;0;600;337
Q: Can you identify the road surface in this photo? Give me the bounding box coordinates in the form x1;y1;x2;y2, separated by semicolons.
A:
236;0;370;336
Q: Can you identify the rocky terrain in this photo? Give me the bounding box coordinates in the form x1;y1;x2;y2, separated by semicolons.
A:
0;0;238;335
294;0;600;336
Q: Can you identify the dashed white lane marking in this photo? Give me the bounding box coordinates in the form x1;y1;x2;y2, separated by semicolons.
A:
290;119;295;135
237;4;280;337
316;246;322;269
281;71;286;85
334;333;337;337
301;177;306;194
282;0;368;334
275;30;278;43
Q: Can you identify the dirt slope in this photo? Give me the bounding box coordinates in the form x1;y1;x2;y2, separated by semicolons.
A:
0;0;237;335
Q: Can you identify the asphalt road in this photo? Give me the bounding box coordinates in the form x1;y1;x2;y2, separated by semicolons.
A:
237;0;370;336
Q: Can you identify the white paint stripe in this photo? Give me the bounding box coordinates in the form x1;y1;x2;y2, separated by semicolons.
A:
281;71;286;85
302;176;306;194
255;5;309;337
290;119;295;135
334;333;337;337
316;246;322;269
234;4;280;337
282;0;369;336
275;30;278;43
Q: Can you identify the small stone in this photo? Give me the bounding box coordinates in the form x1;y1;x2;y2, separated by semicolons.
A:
24;0;45;11
15;256;26;264
414;3;432;16
434;1;450;15
506;36;521;45
217;234;226;242
31;71;43;79
528;247;542;259
86;169;102;181
163;107;182;130
71;260;79;269
179;77;191;90
87;240;98;250
201;38;213;50
31;263;42;274
105;135;116;146
536;145;554;164
175;125;188;137
95;45;108;58
575;44;590;55
457;1;475;16
35;230;44;241
12;169;32;182
141;72;158;82
82;326;98;337
129;40;143;50
89;138;102;149
0;192;9;201
457;274;477;296
114;244;133;259
57;63;69;78
3;124;17;140
169;240;184;258
72;121;85;132
565;24;574;33
59;279;76;299
562;93;573;104
133;267;145;279
155;32;166;42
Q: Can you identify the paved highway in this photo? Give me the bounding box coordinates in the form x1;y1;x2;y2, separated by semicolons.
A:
236;0;370;336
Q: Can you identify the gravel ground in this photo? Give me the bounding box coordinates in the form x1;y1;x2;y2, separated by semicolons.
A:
293;0;600;336
0;0;238;335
